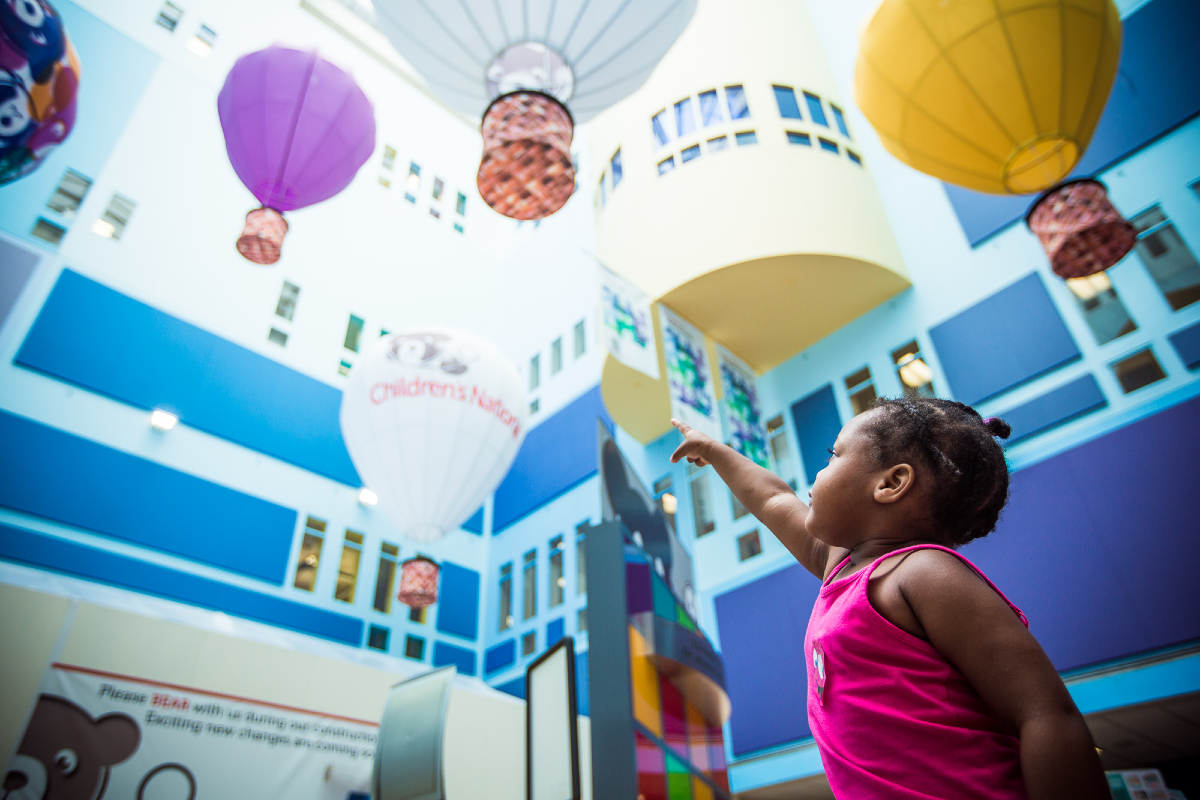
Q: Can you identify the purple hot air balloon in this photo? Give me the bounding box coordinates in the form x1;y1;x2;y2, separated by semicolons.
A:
218;45;375;265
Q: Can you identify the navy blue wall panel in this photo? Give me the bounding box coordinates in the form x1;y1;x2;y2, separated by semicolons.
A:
1169;322;1200;370
435;561;480;641
16;270;360;485
462;507;484;534
0;410;296;584
714;564;821;756
790;384;841;485
485;640;515;674
945;0;1200;244
0;523;362;645
0;239;39;331
547;617;565;646
433;641;477;676
495;676;526;699
492;386;613;532
1000;374;1107;443
929;273;1080;405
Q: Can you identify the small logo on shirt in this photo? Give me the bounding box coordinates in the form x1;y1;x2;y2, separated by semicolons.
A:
812;640;826;705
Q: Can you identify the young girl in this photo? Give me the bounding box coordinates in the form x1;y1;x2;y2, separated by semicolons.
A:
670;397;1108;800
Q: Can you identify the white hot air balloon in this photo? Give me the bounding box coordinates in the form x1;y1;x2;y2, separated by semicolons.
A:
340;328;528;542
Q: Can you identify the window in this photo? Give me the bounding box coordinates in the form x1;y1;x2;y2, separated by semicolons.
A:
551;337;563;375
844;367;877;416
689;463;716;537
786;131;811;146
373;542;399;614
1111;348;1166;393
818;137;839;154
404;635;425;660
658;156;676;175
456;192;467;216
92;194;136;239
725;85;750;119
31;218;65;245
275;281;299;320
186;24;216;57
767;415;798;490
522;631;537;656
597;172;607;208
46;169;91;217
1065;272;1137;345
549;535;565;608
334;530;364;603
156;1;184;31
577;607;588;634
652;111;671;148
731;489;749;520
429;207;441;219
707;135;729;152
530;398;540;415
737;530;763;561
681;144;701;163
804;92;828;126
381;145;396;171
344;314;364;352
523;548;537;620
574;319;586;358
499;562;514;631
404;192;416;203
409;605;427;624
735;131;757;146
338;360;352;376
773;85;802;119
367;625;389;651
267;327;288;347
654;475;676;526
892;340;935;397
406;162;421;194
576;523;588;596
830;104;851;138
1131;206;1200;310
847;150;863;166
453;222;464;234
675;97;696;138
611;149;623;189
529;353;540;390
432;177;444;201
699;90;723;126
293;516;326;591
379;176;391;188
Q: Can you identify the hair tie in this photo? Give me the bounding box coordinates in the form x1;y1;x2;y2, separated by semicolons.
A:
984;417;998;425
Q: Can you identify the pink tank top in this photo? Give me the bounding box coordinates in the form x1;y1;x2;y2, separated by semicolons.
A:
805;544;1030;799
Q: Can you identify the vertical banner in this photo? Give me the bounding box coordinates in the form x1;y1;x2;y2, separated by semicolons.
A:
717;345;770;468
658;306;721;441
599;266;659;379
5;664;376;800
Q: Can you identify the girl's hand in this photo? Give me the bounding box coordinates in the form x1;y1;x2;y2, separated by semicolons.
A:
669;418;715;466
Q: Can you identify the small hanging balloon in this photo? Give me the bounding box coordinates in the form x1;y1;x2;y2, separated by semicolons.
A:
0;0;81;185
1026;179;1136;280
477;90;575;221
398;556;439;608
217;45;375;264
339;327;528;543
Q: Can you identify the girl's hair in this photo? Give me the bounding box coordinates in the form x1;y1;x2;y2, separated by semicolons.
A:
863;396;1011;547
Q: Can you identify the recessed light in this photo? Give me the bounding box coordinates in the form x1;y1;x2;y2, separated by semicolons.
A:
150;409;178;430
358;487;378;506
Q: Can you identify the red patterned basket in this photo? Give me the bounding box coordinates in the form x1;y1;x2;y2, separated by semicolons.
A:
398;556;440;608
1026;180;1136;280
236;207;289;265
477;91;576;221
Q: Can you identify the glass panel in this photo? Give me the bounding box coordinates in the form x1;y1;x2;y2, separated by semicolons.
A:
574;319;586;357
549;548;564;607
551;338;563;374
735;131;757;146
1131;209;1200;310
381;145;396;170
731;490;749;520
404;635;425;660
373;548;397;613
1065;272;1137;345
293;517;325;591
1111;348;1166;393
675;97;696;138
772;85;802;119
31;218;66;245
335;531;363;603
686;703;709;773
577;606;587;633
275;281;299;320
344;315;364;352
786;131;811;146
367;625;388;651
804;92;828;126
698;90;722;126
522;631;536;655
831;104;851;137
681;145;700;163
576;525;587;595
456;192;467;215
846;367;877;415
523;549;537;619
725;85;749;119
499;563;513;631
598;172;607;207
409;605;427;624
629;627;663;736
46;169;91;217
692;776;714;800
94;194;136;239
847;149;863;165
690;473;716;537
431;177;444;200
706;136;728;151
660;673;688;760
665;752;693;800
652;111;671;148
892;340;935;397
818;137;839;154
707;724;729;791
530;354;540;390
766;415;797;489
267;328;288;347
658;156;676;175
635;730;667;800
737;530;762;561
406;162;420;193
611;149;623;188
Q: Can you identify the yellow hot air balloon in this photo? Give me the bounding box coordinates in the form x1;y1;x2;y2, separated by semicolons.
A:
855;0;1122;195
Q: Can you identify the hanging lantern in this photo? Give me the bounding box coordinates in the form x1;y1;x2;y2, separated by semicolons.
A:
477;91;575;221
217;46;375;265
1026;179;1135;279
0;0;81;185
398;556;440;608
339;328;527;543
371;2;696;220
855;0;1122;195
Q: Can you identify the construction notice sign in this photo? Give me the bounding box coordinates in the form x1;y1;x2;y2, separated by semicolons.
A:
4;663;377;800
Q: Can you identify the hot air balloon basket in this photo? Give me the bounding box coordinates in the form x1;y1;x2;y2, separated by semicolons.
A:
398;556;440;608
1027;179;1136;280
477;91;576;221
236;207;289;265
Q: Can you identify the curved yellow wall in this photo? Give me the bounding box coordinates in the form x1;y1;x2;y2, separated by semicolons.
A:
591;0;909;442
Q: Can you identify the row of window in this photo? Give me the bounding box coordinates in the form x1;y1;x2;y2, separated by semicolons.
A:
527;319;588;415
154;1;218;59
377;149;468;233
648;128;863;180
652;83;850;149
31;169;137;248
365;624;429;660
497;523;588;634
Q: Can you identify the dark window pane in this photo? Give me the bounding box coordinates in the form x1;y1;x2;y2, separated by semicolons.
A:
1111;348;1166;393
804;92;829;126
772;85;802;119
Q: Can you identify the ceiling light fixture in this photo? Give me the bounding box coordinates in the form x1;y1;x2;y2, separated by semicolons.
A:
150;409;178;430
358;487;378;506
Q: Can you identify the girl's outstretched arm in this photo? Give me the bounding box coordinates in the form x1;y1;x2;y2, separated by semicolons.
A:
669;419;834;579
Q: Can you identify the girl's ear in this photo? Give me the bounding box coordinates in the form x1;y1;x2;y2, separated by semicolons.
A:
874;463;915;504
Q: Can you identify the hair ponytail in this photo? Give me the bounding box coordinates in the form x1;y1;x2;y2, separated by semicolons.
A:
983;417;1012;439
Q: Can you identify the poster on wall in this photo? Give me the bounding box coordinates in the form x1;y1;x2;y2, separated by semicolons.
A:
717;345;770;469
4;663;376;800
599;266;659;379
658;305;721;442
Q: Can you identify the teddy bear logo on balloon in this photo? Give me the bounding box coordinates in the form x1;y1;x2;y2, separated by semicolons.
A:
385;332;479;377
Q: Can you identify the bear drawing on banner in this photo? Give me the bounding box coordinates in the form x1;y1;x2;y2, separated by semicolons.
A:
3;694;140;800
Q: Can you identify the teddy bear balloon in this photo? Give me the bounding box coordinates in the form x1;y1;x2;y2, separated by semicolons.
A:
0;0;81;185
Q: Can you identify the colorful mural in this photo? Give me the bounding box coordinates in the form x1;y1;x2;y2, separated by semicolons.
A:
659;306;720;441
717;345;770;469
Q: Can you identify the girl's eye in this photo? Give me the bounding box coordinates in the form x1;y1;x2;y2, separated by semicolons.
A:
826;448;835;462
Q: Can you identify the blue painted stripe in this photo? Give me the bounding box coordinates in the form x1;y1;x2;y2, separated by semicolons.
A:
729;741;824;792
432;641;477;676
435;561;480;641
1000;374;1107;443
0;409;296;584
1169;320;1200;370
1069;652;1200;714
16;270;360;486
790;384;840;486
485;639;516;674
0;522;363;645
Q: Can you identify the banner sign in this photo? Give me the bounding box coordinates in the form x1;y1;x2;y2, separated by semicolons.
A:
658;306;721;442
600;266;659;379
717;345;770;468
5;663;376;800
